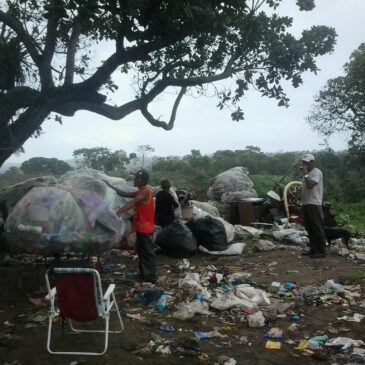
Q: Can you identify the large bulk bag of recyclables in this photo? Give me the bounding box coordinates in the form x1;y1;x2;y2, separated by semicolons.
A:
186;215;228;252
4;169;136;255
155;222;197;258
207;166;257;202
0;176;58;219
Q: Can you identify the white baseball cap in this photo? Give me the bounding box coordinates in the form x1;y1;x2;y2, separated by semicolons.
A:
302;153;315;162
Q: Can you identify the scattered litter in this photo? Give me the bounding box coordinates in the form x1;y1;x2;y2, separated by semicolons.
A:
255;240;276;251
247;311;266;328
352;347;365;357
199;242;245;256
265;340;281;349
155;294;172;311
195;330;223;340
3;321;15;327
271;282;281;288
159;325;175;333
295;340;309;350
155;345;171;355
325;337;365;350
177;258;190;270
214;355;237;365
288;323;299;332
126;313;145;321
26;314;47;323
134;288;164;305
173;300;211;321
265;328;283;339
234;225;263;239
291;315;301;321
306;335;328;350
27;296;44;307
337;313;365;322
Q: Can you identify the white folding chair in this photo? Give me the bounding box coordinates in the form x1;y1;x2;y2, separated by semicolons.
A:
45;267;124;355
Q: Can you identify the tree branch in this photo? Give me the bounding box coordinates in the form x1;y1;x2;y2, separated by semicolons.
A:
53;63;239;121
0;87;41;127
141;87;186;130
40;15;60;87
42;16;59;66
164;68;237;88
64;21;81;86
81;32;187;91
0;105;51;163
0;10;42;67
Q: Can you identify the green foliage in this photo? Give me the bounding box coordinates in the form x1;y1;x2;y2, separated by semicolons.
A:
73;147;129;172
329;200;365;235
21;157;72;175
250;174;283;196
0;0;337;166
0;167;24;189
152;147;301;200
308;43;365;155
0;36;25;90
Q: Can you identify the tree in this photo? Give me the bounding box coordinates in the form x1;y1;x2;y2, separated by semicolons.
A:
20;157;72;175
307;43;365;155
0;166;24;188
0;0;336;166
136;145;155;169
73;147;128;172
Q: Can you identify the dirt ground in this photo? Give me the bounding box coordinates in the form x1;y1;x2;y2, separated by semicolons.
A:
0;246;365;365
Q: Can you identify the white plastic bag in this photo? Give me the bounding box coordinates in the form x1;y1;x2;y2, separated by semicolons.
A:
247;311;266;328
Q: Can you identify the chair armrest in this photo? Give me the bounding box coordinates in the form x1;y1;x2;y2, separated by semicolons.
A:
45;287;57;301
103;284;116;300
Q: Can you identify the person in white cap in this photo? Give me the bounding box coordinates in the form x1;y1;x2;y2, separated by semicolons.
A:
301;153;326;258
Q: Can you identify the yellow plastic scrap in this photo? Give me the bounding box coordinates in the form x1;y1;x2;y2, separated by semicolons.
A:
265;341;281;349
295;340;309;350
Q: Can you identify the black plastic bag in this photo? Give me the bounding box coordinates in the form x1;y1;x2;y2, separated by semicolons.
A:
155;222;197;258
186;216;228;251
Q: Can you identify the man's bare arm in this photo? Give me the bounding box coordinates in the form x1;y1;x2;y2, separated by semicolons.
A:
103;180;136;198
116;189;149;216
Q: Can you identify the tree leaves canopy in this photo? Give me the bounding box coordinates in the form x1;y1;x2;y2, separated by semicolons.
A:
73;147;129;171
0;0;336;166
307;43;365;156
20;157;72;175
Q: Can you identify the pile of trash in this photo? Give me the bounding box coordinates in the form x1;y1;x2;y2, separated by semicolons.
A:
0;176;58;218
205;167;258;222
2;169;134;254
121;261;364;362
207;167;257;203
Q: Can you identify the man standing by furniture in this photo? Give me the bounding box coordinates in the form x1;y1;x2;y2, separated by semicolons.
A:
106;170;156;283
301;154;326;258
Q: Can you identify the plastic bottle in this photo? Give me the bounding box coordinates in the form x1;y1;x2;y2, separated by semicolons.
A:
193;292;204;302
155;294;168;311
17;224;42;234
324;279;344;294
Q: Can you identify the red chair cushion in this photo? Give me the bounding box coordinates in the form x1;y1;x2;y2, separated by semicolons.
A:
55;273;99;322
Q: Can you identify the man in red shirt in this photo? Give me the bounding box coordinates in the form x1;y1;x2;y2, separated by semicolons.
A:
107;170;156;283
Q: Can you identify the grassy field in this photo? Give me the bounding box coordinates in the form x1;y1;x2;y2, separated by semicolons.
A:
329;200;365;235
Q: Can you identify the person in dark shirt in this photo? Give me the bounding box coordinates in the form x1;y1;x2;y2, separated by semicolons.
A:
155;179;179;228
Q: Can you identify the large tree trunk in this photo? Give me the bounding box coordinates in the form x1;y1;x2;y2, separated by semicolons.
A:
0;105;51;167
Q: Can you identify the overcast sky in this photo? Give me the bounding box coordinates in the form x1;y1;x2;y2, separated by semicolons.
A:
5;0;365;167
